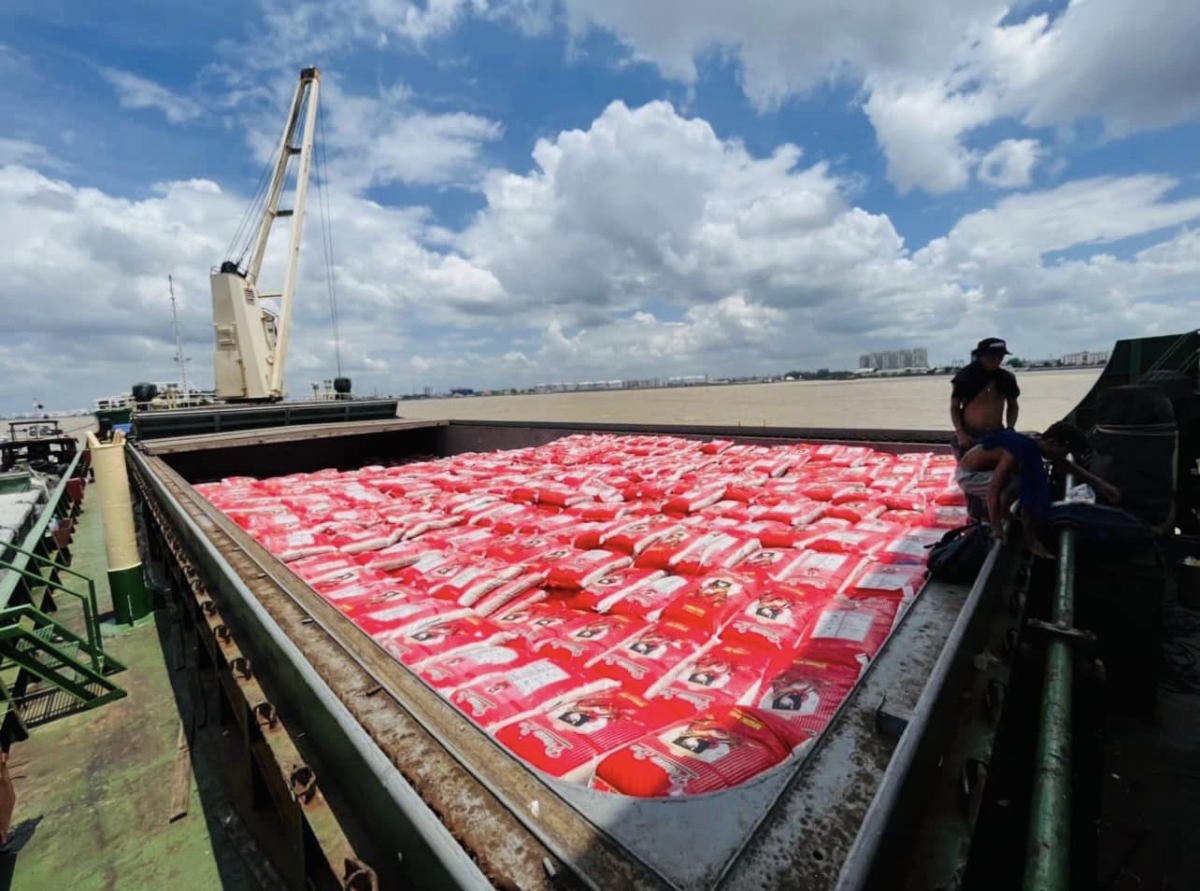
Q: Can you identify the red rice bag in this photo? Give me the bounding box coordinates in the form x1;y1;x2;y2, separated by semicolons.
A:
877;509;926;526
309;507;383;530
770;549;861;589
844;562;926;600
255;529;336;562
797;596;900;669
648;644;775;707
852;517;907;536
758;500;826;527
732;548;798;583
934;486;968;507
663;482;728;516
664;532;761;576
875;527;944;565
468;502;537;531
806;529;890;556
231;511;303;532
660;572;757;635
606;574;692;621
881;492;928;512
600;516;682;556
829;486;875;505
470;574;547;617
351;598;470;638
449;661;618;731
416;644;536;692
288;552;362;585
312;568;392;602
496;689;673;784
328;523;402;554
426;561;526;606
719;587;826;653
593;706;790;798
922;505;971;529
490;604;595;645
798;483;841;502
561;567;665;612
485;537;579;574
532;614;649;667
753;655;859;749
382;615;512;665
824;501;887;523
545;550;634;591
589;620;711;693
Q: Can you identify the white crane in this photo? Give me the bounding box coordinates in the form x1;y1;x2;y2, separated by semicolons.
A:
211;67;321;401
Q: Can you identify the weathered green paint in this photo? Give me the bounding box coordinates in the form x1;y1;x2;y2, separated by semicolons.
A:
8;486;259;891
108;564;153;626
1024;521;1076;891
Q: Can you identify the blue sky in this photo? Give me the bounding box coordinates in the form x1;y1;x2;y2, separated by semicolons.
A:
1;0;1199;409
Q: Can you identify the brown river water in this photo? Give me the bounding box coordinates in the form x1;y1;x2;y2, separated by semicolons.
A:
397;368;1101;435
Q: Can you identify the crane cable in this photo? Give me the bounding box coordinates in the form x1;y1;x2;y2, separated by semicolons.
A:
226;145;277;269
315;102;343;378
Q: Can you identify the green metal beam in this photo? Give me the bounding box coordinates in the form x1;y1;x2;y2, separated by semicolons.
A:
1024;490;1076;891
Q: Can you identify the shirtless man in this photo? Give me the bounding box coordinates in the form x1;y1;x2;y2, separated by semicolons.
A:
957;422;1120;558
950;338;1020;458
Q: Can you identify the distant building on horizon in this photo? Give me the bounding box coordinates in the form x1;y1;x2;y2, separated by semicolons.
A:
859;347;929;371
1061;350;1109;367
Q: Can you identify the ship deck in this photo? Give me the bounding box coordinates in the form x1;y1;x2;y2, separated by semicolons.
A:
2;488;266;890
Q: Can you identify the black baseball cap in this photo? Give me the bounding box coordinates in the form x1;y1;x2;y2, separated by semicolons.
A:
974;337;1010;356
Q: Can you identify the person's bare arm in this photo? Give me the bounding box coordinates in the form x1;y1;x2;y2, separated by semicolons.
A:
986;451;1017;537
950;397;972;450
1056;458;1121;504
1005;396;1019;430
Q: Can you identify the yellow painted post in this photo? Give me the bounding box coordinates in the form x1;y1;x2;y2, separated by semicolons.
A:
86;432;151;624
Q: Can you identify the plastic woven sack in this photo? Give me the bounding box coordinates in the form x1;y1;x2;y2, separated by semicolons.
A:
753;656;859;749
449;661;618;731
592;706;790;798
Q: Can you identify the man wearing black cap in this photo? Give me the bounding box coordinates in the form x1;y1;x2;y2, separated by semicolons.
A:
950;337;1020;460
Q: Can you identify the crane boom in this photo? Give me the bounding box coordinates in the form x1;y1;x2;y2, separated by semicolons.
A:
211;66;321;401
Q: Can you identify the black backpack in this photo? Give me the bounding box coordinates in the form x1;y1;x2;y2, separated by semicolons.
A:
927;523;993;583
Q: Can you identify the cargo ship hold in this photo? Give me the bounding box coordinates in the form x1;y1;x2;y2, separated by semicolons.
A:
0;330;1196;891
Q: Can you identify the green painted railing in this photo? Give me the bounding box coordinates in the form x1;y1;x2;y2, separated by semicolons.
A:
0;449;82;610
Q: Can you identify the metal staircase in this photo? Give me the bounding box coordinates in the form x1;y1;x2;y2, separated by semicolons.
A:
0;520;126;739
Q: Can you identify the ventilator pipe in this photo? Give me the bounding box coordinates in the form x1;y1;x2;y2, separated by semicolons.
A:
86;431;152;624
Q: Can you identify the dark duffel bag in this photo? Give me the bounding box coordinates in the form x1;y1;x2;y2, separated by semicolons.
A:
927;523;994;584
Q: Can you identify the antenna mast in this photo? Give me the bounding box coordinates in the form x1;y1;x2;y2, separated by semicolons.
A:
168;275;189;397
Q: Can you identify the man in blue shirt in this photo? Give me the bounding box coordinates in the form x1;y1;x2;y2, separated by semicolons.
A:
957;422;1120;557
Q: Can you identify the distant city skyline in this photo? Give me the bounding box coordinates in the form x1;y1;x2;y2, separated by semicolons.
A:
859;348;930;371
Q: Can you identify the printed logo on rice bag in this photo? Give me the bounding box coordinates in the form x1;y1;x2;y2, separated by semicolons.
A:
495;689;664;783
381;615;510;665
660;572;757;634
589;620;711;694
648;644;775;709
606;575;690;621
592;706;791;797
532;614;649;666
417;644;533;692
545;549;634;591
448;660;617;731
561;568;665;613
666;532;761;577
754;656;860;749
